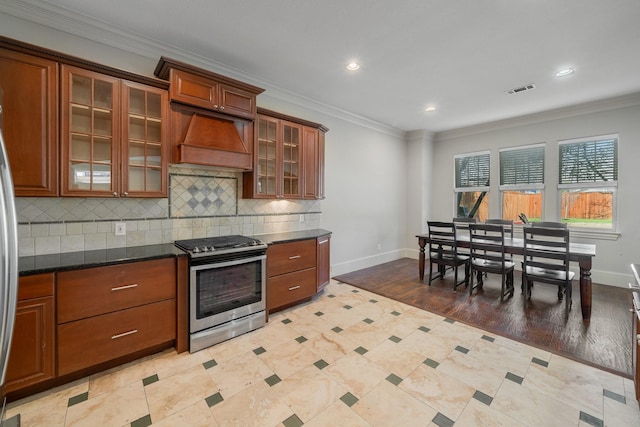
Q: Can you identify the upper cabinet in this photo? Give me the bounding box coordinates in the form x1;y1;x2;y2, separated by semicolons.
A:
60;65;169;197
0;48;59;197
243;108;327;200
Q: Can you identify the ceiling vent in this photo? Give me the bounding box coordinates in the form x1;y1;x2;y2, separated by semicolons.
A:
505;84;536;95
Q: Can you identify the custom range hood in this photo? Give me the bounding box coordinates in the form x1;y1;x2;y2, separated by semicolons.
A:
154;57;264;171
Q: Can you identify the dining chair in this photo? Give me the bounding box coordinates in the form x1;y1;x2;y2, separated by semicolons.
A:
522;225;575;318
452;217;476;259
427;221;470;290
468;223;515;301
521;221;568;292
485;219;514;259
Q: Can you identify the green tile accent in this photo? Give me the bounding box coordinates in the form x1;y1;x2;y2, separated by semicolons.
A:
295;336;308;343
388;335;402;343
363;318;374;324
473;390;493;406
314;311;324;317
332;326;343;333
424;358;439;368
444;318;456;324
282;318;292;324
68;392;88;407
340;392;359;407
130;414;152;427
391;311;401;316
205;392;224;408
579;411;604;427
386;373;403;386
351;289;360;293
603;389;626;404
265;374;282;386
531;357;548;367
314;359;329;370
354;346;368;355
343;304;353;310
328;294;336;298
369;299;378;303
253;346;267;355
505;372;524;384
419;326;431;333
432;412;455;427
455;345;469;354
481;335;495;342
283;414;304;427
142;374;159;386
2;415;20;427
203;359;218;369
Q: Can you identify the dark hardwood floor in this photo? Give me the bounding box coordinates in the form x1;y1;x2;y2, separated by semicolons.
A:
333;258;633;378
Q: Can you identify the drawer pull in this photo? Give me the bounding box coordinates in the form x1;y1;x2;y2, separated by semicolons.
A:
288;285;301;291
319;239;328;245
111;283;138;292
111;329;138;339
289;255;301;260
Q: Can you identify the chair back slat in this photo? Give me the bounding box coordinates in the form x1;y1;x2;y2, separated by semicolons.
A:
469;223;507;265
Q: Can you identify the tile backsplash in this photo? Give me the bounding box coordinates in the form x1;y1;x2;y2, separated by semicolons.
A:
17;165;322;256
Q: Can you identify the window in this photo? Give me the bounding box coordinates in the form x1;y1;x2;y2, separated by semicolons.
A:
499;144;544;224
454;151;490;221
558;134;618;230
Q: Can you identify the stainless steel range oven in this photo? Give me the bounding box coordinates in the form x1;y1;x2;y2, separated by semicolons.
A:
174;235;268;352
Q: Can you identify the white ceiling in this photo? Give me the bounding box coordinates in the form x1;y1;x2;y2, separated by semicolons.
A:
6;0;640;132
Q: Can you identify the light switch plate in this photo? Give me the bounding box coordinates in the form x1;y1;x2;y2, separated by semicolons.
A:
115;222;126;236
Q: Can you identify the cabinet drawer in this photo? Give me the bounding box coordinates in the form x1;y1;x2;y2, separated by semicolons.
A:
267;239;316;277
267;267;316;311
57;299;176;376
57;258;176;323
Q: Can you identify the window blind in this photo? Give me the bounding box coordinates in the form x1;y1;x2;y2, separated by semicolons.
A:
455;152;490;188
500;145;544;186
559;137;618;184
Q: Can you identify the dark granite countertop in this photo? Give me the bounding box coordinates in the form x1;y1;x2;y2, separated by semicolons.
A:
253;228;331;245
19;243;185;276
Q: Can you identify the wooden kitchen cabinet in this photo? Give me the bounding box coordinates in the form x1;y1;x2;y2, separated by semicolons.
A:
4;274;55;393
60;65;168;197
57;258;177;376
0;48;58;196
317;235;331;292
266;239;317;313
244;108;327;200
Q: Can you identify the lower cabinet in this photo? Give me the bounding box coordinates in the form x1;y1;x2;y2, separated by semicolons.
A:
317;235;331;292
4;274;55;393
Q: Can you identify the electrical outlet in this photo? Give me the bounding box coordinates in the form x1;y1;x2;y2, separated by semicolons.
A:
299;214;304;222
115;222;126;236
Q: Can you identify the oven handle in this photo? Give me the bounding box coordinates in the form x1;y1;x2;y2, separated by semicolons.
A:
190;254;266;271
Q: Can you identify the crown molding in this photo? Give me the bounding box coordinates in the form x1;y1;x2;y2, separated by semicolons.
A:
0;0;405;139
435;92;640;142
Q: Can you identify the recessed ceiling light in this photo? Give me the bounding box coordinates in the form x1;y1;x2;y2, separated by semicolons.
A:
555;68;575;77
425;106;437;112
346;62;360;71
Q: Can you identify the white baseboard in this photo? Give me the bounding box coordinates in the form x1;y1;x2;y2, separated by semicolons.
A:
330;249;405;277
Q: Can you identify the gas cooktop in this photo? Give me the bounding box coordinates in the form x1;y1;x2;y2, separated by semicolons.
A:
174;235;267;257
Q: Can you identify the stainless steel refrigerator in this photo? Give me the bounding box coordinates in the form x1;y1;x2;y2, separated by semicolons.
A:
0;88;19;421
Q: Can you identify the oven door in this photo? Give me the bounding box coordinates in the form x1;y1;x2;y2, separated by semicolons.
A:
190;253;266;334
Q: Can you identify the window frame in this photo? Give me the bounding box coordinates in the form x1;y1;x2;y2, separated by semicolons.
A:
453;150;490;220
499;143;545;223
557;134;618;231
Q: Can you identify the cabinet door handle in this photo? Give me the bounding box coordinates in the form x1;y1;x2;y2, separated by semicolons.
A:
319;239;328;245
111;283;138;291
123;192;129;197
113;192;118;197
289;255;301;260
220;106;225;110
288;285;301;291
111;329;138;339
213;104;218;109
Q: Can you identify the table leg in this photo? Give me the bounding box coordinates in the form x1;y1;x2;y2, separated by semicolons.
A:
418;237;426;281
579;257;592;321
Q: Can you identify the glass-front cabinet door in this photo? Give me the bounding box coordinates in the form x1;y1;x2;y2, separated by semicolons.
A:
122;81;167;197
256;116;278;197
281;120;302;198
61;65;119;196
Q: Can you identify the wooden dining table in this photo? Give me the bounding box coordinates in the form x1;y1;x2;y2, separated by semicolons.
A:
416;234;597;321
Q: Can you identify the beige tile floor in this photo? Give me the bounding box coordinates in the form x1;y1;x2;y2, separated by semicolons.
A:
4;279;640;427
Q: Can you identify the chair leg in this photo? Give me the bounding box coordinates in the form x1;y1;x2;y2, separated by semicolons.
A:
468;267;474;296
500;272;505;303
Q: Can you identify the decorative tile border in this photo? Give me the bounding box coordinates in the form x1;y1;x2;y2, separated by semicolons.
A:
169;173;237;218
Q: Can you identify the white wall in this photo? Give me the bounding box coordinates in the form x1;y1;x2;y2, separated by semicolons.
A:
430;97;640;287
0;12;410;277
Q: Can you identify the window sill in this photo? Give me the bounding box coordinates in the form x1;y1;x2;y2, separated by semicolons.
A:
569;229;620;241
